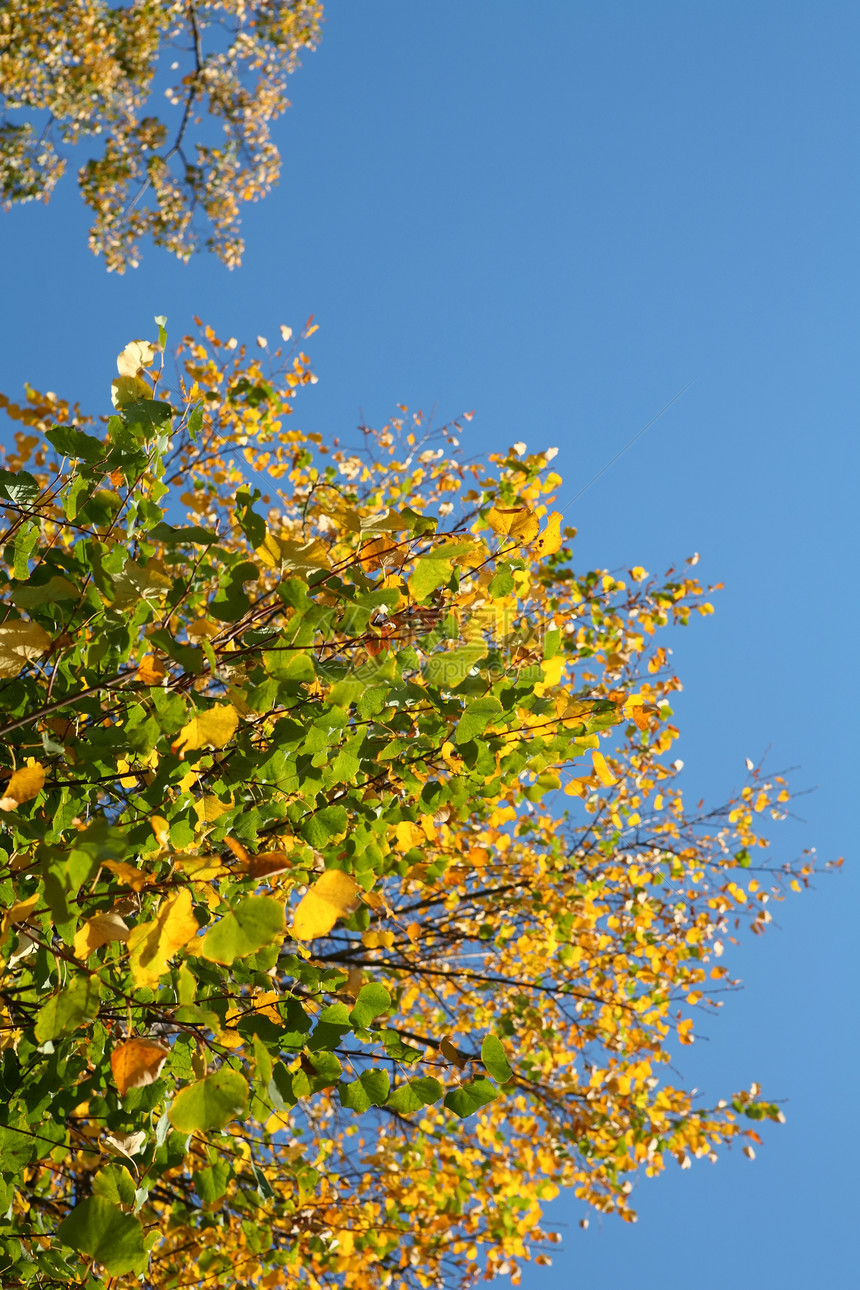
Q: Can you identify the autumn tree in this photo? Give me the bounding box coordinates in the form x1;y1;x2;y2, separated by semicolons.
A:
0;322;823;1289
0;1;323;271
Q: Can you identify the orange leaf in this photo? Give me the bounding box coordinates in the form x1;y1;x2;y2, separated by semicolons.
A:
111;1037;170;1096
137;654;165;685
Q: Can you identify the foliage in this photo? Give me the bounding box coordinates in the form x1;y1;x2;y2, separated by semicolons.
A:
0;1;323;271
0;321;822;1289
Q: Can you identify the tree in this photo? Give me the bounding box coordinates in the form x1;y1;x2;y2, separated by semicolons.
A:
0;320;822;1289
0;1;323;271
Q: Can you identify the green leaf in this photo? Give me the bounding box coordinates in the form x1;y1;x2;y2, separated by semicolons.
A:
168;1069;249;1132
12;520;39;578
46;426;106;463
149;522;218;545
193;1161;230;1203
307;1050;342;1083
339;1068;390;1112
386;1083;424;1113
543;627;561;660
0;468;39;505
307;1002;353;1052
57;1197;146;1276
92;1164;136;1208
299;804;349;848
349;983;391;1030
236;487;266;547
339;1078;370;1113
409;556;452;602
488;564;515;598
11;575;78;608
0;1116;36;1170
34;976;101;1043
200;896;285;965
455;697;504;745
359;1068;390;1105
443;1077;499;1119
121;399;173;439
480;1034;513;1084
423;643;487;688
387;1076;445;1113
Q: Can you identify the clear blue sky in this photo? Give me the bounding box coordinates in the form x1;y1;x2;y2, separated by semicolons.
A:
2;3;856;1286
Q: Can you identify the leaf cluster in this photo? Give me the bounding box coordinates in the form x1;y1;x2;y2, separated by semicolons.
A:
0;322;819;1289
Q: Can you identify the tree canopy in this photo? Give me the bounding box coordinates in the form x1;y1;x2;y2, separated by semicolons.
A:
0;1;323;270
0;322;820;1288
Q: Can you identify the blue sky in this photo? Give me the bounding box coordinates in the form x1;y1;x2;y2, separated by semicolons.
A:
2;2;857;1285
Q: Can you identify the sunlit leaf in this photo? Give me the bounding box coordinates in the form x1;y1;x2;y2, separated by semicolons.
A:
172;703;239;756
0;762;45;811
292;871;360;941
127;888;199;988
110;1037;170;1096
168;1069;249;1133
200;896;285;965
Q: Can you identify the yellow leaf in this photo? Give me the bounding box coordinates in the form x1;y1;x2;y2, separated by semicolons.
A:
0;894;39;944
0;762;45;811
127;888;199;988
186;618;220;641
110;1037;170;1096
395;821;424;851
102;861;153;892
592;750;617;786
150;816;170;847
116;339;157;377
487;505;540;543
539;655;565;689
534;511;563;558
172;703;239;757
111;374;151;409
0;622;51;678
194;795;234;825
292;871;360;941
74;911;130;959
255;533;283;569
173;854;227;881
564;777;589;799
